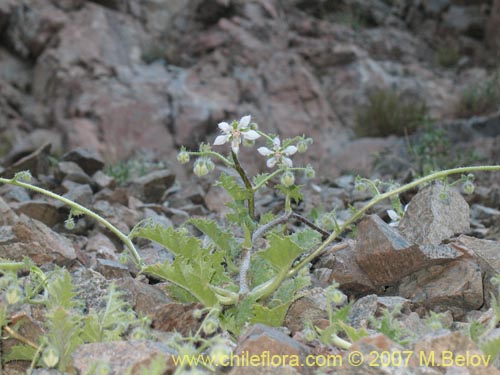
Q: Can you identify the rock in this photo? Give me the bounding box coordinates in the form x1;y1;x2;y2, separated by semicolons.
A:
94;258;130;279
5;0;67;58
471;204;500;227
487;0;500;55
315;240;381;296
130;170;175;203
61;183;93;207
399;183;470;246
116;277;170;317
235;324;312;375
453;235;500;306
92;200;143;233
151;302;205;336
413;331;500;374
348;294;378;329
56;161;91;184
0;196;18;225
92;170;116;190
284;288;329;333
72;340;176;375
2;142;51;179
398;259;483;319
0;215;76;265
12;199;62;227
71;267;111;311
337;334;441;374
442;5;485;38
85;232;118;260
61;147;105;175
356;215;464;286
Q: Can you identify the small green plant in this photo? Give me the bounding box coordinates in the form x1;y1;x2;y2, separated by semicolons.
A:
356;89;428;137
456;71;500;118
407;119;481;176
105;154;166;186
436;45;460;68
0;115;500;372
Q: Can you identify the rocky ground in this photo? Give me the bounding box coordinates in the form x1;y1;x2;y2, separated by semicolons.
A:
1;0;500;374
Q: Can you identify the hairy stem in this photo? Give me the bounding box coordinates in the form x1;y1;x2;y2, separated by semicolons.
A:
231;151;255;220
291;213;330;240
0;177;143;266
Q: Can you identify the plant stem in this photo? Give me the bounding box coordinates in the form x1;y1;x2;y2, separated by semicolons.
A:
188;151;233;167
0;177;143;266
250;165;500;300
291;213;330;240
231;151;255;220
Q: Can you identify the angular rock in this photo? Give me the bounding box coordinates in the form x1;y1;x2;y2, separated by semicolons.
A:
61;183;93;207
0;215;76;265
92;170;116;190
471;204;500;227
72;340;176;375
398;259;483;319
61;147;105;175
151;302;205;336
2;142;51;178
0;196;18;225
235;324;312;375
315;240;381;296
356;215;463;286
284;288;328;333
453;235;500;306
56;161;91;184
414;331;499;374
95;258;130;279
116;277;170;317
130;169;175;203
85;232;118;260
399;183;470;246
12;199;61;227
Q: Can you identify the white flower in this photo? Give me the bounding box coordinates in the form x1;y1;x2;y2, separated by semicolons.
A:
257;137;298;168
213;115;260;154
387;204;409;227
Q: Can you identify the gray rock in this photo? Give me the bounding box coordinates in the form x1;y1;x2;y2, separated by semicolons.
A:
398;259;483;319
356;215;463;286
12;199;62;227
0;196;18;225
0;214;76;265
62;183;93;207
399;183;470;246
61;147;105;175
56;161;91;184
72;340;176;375
130;169;175;203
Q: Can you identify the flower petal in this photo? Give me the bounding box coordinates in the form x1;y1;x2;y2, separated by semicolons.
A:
283;145;298;156
231;136;241;153
387;209;400;221
238;115;251;129
218;122;231;133
266;157;277;168
257;147;273;156
281;157;293;167
214;135;228;145
243;130;260;141
272;137;281;148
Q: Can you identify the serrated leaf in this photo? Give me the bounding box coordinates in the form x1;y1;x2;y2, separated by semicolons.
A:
46;269;79;310
251;302;290;327
338;321;369;342
188;217;238;256
130;222;202;257
252;173;271;187
4;344;38;362
290;229;321;250
481;336;500;360
216;173;252;201
221;297;256;335
257;233;303;271
272;273;311;307
277;184;304;203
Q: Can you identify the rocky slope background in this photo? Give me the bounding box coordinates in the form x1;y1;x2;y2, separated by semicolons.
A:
1;0;500;374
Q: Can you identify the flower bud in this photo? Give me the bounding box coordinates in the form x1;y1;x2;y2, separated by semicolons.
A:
210;344;231;366
202;318;219;335
193;158;209;177
130;327;148;340
206;158;215;173
438;191;449;200
14;170;32;183
64;217;75;230
192;309;203;319
5;285;22;305
42;346;59;368
331;290;346;305
177;150;190;164
462;180;475;195
280;171;295;187
297;140;308;153
304;165;315;179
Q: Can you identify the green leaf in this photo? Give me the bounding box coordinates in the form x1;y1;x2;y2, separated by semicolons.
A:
481;336;500;360
272;272;311;308
130;222;201;257
82;284;136;343
45;306;83;371
4;344;38;362
221;297;256;335
252;173;271;188
188;217;239;257
338;321;369;342
251;302;290;327
277;184;304;203
257;234;303;271
46;269;79;311
216;173;251;201
290;229;321;250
